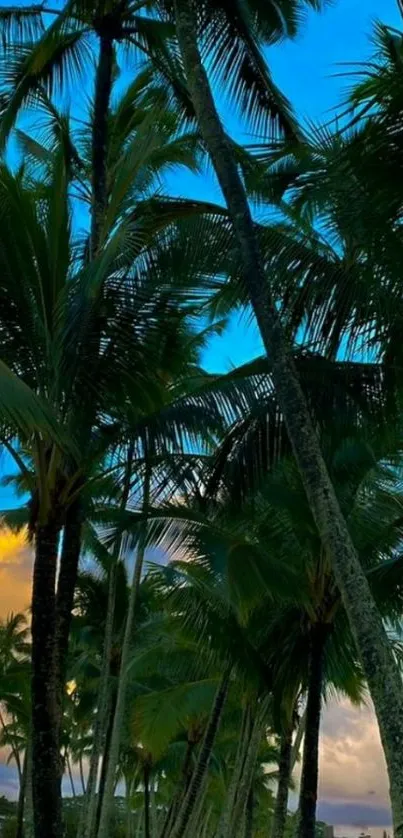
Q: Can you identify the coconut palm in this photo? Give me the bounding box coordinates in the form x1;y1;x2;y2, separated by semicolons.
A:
0;613;32;838
0;147;228;838
157;4;403;831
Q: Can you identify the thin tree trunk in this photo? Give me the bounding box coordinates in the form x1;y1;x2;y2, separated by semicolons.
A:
201;807;213;838
31;520;62;838
95;692;116;834
25;737;34;838
172;4;403;834
67;753;77;798
271;723;293;838
151;781;159;838
16;746;28;838
97;465;150;838
79;567;116;838
169;672;231;838
144;764;151;838
91;34;114;254
229;703;267;836
80;445;134;838
0;710;22;786
55;499;83;731
291;707;306;773
160;738;197;837
219;707;252;838
126;777;133;838
296;626;327;838
74;29;115;838
79;754;86;796
245;788;254;838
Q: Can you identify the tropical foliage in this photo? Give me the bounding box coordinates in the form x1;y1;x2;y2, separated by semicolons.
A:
0;2;402;838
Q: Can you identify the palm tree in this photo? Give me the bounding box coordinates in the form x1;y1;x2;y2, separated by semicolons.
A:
0;157;224;838
150;4;403;832
0;613;32;838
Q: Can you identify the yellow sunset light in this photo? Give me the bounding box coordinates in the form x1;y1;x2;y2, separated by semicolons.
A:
0;527;28;561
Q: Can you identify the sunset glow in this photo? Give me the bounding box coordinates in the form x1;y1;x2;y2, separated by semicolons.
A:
0;527;28;561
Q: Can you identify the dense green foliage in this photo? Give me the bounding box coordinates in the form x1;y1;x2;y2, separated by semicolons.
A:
0;1;403;837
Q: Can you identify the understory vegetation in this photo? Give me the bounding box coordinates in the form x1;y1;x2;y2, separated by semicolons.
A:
0;1;402;837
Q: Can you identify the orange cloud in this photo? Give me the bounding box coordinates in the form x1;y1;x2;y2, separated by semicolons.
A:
0;527;32;616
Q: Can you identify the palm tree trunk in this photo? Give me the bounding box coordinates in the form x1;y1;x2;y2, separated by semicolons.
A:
79;754;86;796
79;568;116;838
245;788;254;838
91;34;114;254
169;671;231;838
291;707;307;773
31;520;62;838
97;465;150;838
172;4;403;834
144;764;151;838
229;703;267;835
16;746;28;838
80;446;135;838
55;499;83;731
67;752;76;798
126;777;133;838
95;692;116;834
0;710;22;786
296;626;327;838
160;738;196;837
218;706;251;838
25;737;34;838
151;781;159;837
271;722;293;838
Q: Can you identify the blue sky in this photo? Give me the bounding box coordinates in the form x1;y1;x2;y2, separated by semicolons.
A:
0;1;400;495
201;0;402;373
0;2;401;819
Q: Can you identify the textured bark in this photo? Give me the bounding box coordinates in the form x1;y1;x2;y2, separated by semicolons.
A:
97;468;150;838
76;27;114;838
170;672;230;838
271;723;293;838
31;521;62;838
16;746;28;838
91;34;113;253
296;626;327;838
173;3;403;833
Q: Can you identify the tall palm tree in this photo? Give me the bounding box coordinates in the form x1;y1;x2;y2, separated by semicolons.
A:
154;3;403;832
0;150;225;838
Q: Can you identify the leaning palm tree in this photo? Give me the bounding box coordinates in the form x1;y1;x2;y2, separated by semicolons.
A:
150;3;403;831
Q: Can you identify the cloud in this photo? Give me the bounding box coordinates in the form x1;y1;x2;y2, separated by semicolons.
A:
319;699;389;810
289;697;391;825
0;528;32;616
0;528;394;823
